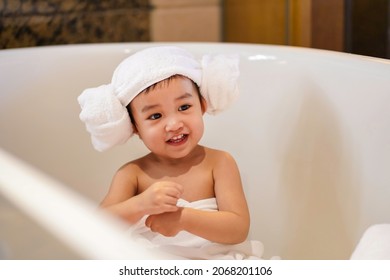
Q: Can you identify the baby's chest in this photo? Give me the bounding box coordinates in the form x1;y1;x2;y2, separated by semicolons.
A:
138;168;215;201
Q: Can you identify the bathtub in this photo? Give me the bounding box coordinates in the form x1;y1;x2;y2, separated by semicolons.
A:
0;43;389;260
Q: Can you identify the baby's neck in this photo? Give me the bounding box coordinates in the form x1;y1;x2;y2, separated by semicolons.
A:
149;145;206;168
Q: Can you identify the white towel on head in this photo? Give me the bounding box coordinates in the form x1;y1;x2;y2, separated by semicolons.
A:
78;46;240;151
78;84;132;151
201;54;240;115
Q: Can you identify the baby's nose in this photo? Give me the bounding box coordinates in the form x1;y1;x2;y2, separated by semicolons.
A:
165;116;183;132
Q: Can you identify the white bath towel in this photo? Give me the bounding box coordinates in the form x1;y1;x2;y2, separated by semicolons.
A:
128;198;265;260
350;224;390;260
78;46;240;152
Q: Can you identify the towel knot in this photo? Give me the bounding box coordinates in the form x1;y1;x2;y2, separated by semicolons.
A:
78;84;132;152
200;54;240;115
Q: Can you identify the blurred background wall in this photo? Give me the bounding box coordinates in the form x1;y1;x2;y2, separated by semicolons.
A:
0;0;150;48
223;0;389;59
1;0;389;58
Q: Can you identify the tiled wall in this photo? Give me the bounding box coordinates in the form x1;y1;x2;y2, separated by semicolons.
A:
0;0;151;49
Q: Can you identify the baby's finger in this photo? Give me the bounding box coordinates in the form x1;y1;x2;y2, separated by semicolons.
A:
162;205;178;213
174;183;184;195
145;216;152;228
165;183;183;198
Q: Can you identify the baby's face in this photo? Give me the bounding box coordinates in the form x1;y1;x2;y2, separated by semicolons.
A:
130;76;205;159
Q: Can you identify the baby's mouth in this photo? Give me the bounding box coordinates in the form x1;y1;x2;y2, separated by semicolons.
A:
167;134;188;144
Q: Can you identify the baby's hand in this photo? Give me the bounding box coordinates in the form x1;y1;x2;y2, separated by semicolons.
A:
145;209;184;237
139;181;183;215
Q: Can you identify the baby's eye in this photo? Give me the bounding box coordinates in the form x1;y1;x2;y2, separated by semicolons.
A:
179;104;191;111
148;113;162;120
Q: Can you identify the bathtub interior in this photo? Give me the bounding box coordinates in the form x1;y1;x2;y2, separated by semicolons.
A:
1;43;390;259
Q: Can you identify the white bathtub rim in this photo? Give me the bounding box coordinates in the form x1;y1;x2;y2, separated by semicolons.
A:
1;42;389;66
0;148;173;260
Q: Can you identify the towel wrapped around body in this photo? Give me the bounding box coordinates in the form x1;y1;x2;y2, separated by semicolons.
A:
128;198;265;260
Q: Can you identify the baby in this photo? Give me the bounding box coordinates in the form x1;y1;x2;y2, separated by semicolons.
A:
78;46;264;259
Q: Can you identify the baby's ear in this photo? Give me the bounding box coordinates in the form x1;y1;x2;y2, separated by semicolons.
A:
131;124;140;137
201;97;208;114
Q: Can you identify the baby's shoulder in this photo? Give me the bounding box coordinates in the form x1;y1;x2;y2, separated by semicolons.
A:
203;147;240;176
116;156;147;176
203;146;236;163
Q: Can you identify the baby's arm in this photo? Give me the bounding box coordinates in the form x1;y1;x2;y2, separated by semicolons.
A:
146;151;250;244
100;163;183;224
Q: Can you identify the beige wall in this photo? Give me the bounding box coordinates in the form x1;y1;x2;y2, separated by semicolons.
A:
150;0;222;42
